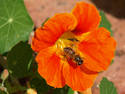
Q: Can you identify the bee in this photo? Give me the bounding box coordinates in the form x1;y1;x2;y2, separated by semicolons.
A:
63;47;83;65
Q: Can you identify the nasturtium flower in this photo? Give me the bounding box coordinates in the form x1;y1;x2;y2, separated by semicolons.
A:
31;2;116;91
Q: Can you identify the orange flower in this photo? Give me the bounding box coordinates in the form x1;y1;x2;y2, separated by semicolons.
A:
31;2;116;91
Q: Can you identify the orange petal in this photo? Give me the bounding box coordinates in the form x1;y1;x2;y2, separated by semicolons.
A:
32;13;77;52
31;34;53;52
72;2;100;35
36;47;65;88
63;61;98;91
78;27;116;72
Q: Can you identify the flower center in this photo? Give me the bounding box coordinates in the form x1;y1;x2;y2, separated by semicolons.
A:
55;31;78;54
55;31;84;66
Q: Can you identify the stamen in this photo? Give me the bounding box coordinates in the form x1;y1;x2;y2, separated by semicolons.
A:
55;32;85;66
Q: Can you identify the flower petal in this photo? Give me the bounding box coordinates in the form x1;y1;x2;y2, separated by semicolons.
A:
72;2;100;35
36;47;65;88
32;13;77;52
78;27;116;72
63;61;98;91
31;29;53;52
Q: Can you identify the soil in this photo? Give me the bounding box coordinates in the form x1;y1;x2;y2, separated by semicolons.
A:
24;0;125;94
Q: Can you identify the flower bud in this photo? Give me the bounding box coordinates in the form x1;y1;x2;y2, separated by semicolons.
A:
1;69;9;81
27;88;37;94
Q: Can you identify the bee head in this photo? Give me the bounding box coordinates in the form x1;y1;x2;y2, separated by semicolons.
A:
74;55;83;65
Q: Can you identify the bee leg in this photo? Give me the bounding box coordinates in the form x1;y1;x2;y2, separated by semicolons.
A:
67;38;79;42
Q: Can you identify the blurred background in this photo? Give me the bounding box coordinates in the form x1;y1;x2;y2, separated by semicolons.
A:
24;0;125;94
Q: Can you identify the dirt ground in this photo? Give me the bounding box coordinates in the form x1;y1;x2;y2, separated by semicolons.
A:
24;0;125;94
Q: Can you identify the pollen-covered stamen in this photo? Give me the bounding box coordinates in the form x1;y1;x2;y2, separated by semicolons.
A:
55;37;78;54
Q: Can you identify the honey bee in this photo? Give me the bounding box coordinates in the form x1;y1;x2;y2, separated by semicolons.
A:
63;47;83;65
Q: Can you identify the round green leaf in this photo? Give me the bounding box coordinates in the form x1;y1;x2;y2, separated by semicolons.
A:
99;77;117;94
30;77;50;94
100;11;111;28
7;42;33;78
30;72;51;94
0;0;34;54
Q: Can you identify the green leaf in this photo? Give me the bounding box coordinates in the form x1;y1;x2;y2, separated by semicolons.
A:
7;42;33;78
99;11;113;36
111;59;114;65
0;0;34;54
0;90;6;94
68;88;74;94
4;79;26;94
52;86;69;94
99;77;117;94
30;72;50;94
